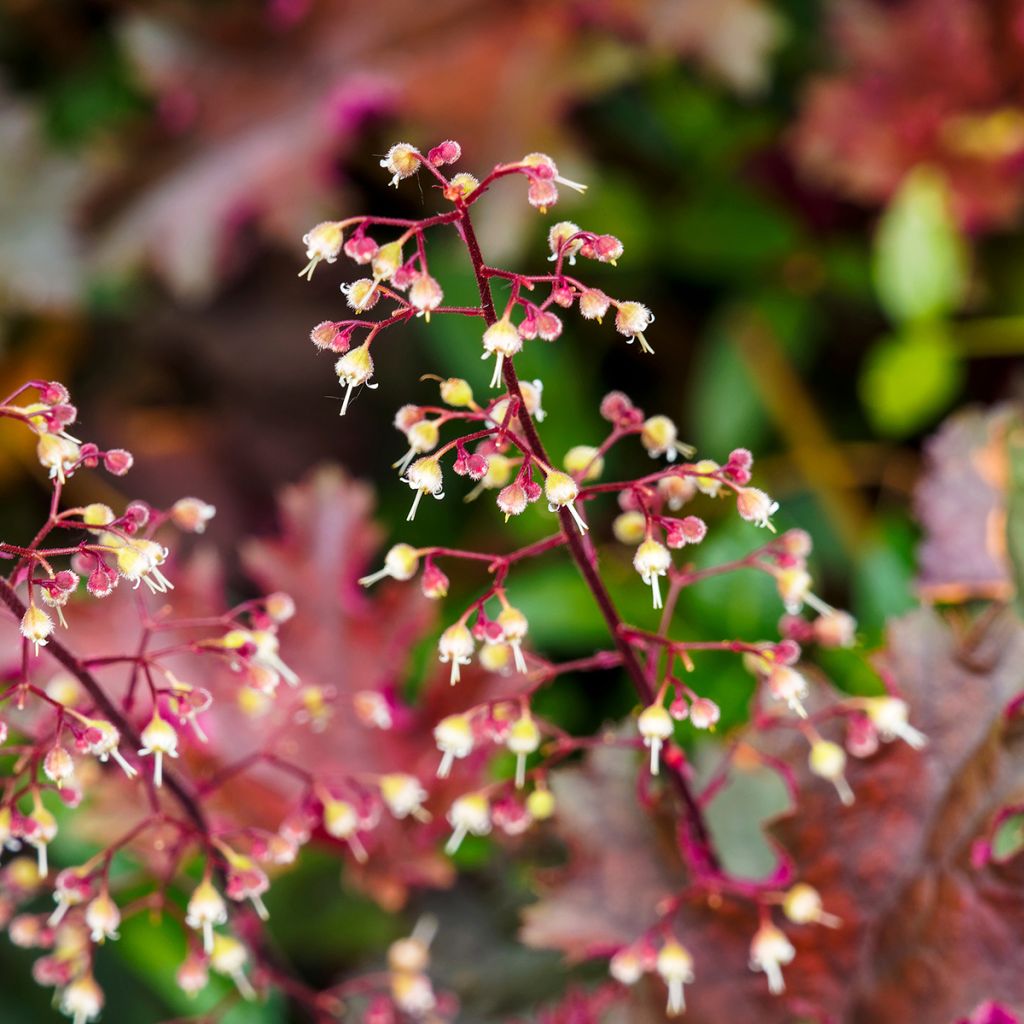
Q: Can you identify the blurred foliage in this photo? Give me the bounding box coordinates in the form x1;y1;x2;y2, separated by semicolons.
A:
4;0;1024;1020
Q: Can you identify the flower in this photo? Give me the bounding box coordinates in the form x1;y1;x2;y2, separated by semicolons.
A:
84;891;121;943
526;786;556;820
547;221;582;262
170;497;217;533
379;774;430;821
43;746;74;784
49;868;92;926
298;221;344;280
579;288;611;321
633;539;672;609
433;713;474;777
20;604;54;655
176;952;209;998
638;703;674;775
409;273;443;321
59;973;104;1024
614;302;655;354
437;622;474;685
640;415;688;462
609;946;645;986
335;344;377;416
766;663;809;718
380;142;420;187
481;317;523;389
341;277;380;312
26;804;57;876
749;921;795;995
186;877;228;954
403;457;444;521
809;739;854;805
80;718;137;778
445;792;491;854
444;172;479;201
544;470;588;533
520;152;588;194
138;713;179;788
496;605;530;674
358;543;420;587
394;417;440;475
736;487;779;530
322;797;367;862
37;433;81;484
210;933;255;1000
101;535;173;594
506;711;541;789
656;939;694;1016
782;883;841;928
861;696;928;749
689;697;721;730
563;444;604;481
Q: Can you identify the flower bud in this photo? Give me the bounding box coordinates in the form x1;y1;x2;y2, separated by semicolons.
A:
444;172;479;201
563;445;604;481
613;510;646;544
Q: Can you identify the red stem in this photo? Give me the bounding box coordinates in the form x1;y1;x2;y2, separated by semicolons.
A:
458;209;720;875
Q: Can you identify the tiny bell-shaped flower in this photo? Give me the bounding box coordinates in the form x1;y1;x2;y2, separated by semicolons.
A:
445;792;491;854
299;221;344;280
633;538;672;610
379;774;430;821
482;317;523;389
322;796;368;862
638;702;674;775
341;277;380;312
49;868;92;926
736;487;779;530
59;972;104;1024
170;497;217;534
84;890;121;943
403;457;444;521
609;946;645;986
359;543;420;587
26;803;57;876
496;605;530;673
497;481;528;521
641;415;691;462
81;718;137;778
186;876;228;954
614;301;655;354
544;470;588;533
438;622;474;685
749;921;795;995
138;712;179;788
434;713;474;777
506;710;541;789
689;697;721;730
43;746;75;785
656;939;695;1016
210;933;256;1000
380;142;420;187
177;952;209;998
766;664;809;718
336;344;376;416
564;444;604;481
409;273;443;321
445;172;479;201
809;739;854;805
421;561;449;600
861;696;928;749
579;287;611;322
20;604;54;656
782;883;841;928
547;220;582;261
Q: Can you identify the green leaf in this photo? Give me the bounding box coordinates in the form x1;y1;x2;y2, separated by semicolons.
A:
859;323;962;437
873;166;967;324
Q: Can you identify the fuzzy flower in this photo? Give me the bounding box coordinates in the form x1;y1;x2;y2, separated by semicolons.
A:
749;922;795;995
638;703;674;775
380;142;420;187
379;773;430;821
433;713;474;777
506;711;541;789
656;939;695;1016
633;539;672;609
861;696;928;749
496;606;529;674
81;719;137;778
137;712;178;788
782;883;841;928
298;221;344;280
736;487;779;530
445;792;491;854
59;973;104;1024
170;497;217;533
210;934;255;1000
437;622;474;685
766;664;809;718
358;543;420;587
20;604;54;655
614;302;655;354
84;891;121;944
809;739;854;805
481;317;523;389
186;877;228;954
409;273;443;320
544;470;588;533
403;457;444;521
335;344;377;416
322;797;367;862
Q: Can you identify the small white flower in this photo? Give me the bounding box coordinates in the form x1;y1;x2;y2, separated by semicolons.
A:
749;922;795;995
633;539;672;609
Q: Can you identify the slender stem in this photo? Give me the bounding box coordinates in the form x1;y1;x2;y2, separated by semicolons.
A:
0;577;210;841
459;209;720;875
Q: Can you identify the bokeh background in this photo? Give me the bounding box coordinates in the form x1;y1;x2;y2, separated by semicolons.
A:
3;0;1024;1020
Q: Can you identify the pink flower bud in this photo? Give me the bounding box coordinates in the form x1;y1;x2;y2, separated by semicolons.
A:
103;449;134;476
428;139;461;166
78;442;100;468
344;234;378;264
310;320;351;352
497;483;528;520
87;565;118;598
38;381;70;405
536;311;563;341
421;562;449;600
592;234;623;263
551;285;574;308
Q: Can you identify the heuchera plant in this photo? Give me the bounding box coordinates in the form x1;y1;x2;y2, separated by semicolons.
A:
296;140;930;1016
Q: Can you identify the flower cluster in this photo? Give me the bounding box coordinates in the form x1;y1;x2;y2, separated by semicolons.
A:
298;140;929;1015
